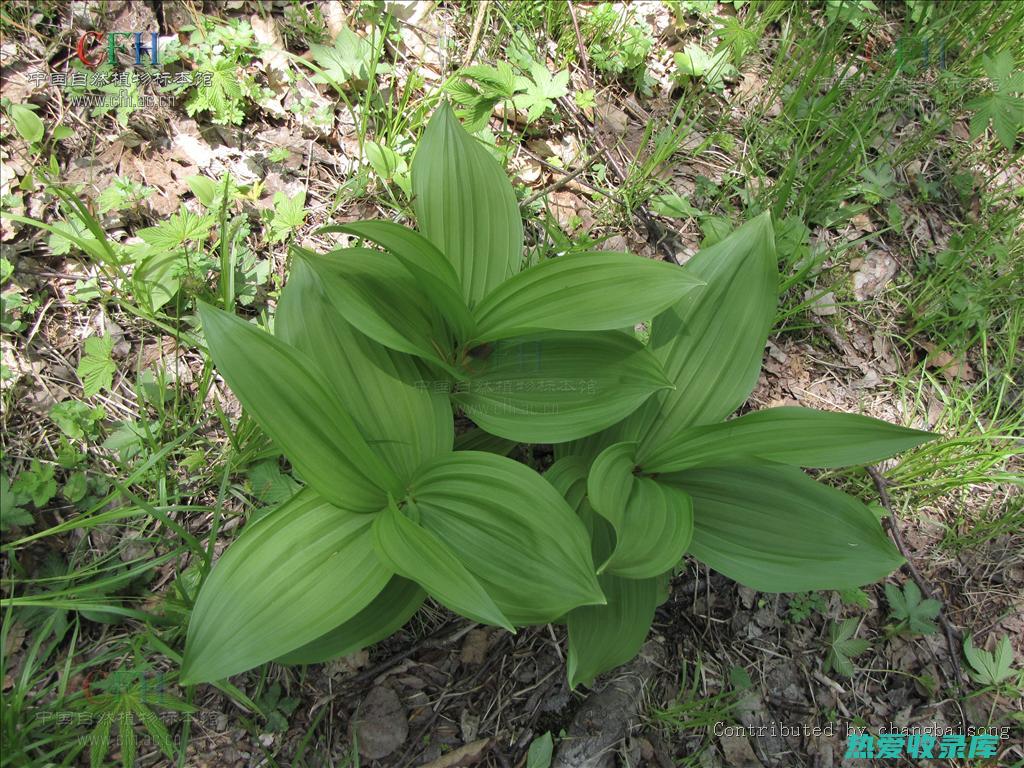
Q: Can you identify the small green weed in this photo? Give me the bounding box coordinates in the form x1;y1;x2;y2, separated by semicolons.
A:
885;581;941;636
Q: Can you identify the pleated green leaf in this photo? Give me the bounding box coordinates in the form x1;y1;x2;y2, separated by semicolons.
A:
639;407;936;473
544;455;591;513
547;457;665;689
567;571;663;688
581;213;776;457
181;489;391;683
412;102;524;305
292;245;451;365
452;426;518;456
276;577;425;665
667;466;903;592
276;260;453;483
587;442;637;527
199;303;398;510
560;213;778;462
372;497;514;630
411;451;605;624
473;251;703;342
319;221;477;340
588;443;693;579
452;332;672;443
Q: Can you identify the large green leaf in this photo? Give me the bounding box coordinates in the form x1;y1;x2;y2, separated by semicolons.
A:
276;261;453;483
412;102;524;305
666;466;903;592
640;407;935;472
451;332;672;443
275;577;425;665
642;212;777;445
318;221;477;340
588;443;693;579
544;455;591;512
567;570;663;688
372;497;513;630
546;457;666;689
292;245;451;366
199;304;398;510
410;451;605;624
471;251;702;342
181;490;391;683
561;213;778;461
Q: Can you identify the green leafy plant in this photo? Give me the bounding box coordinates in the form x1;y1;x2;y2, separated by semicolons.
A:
264;191;307;244
885;581;941;636
256;682;300;733
180;103;934;689
449;61;520;132
824;618;871;677
526;732;554;768
963;634;1019;688
1;474;35;531
966;50;1024;150
572;3;654;92
79;660;194;768
787;592;829;623
450;60;569;129
6;102;44;144
166;17;272;125
310;26;379;87
673;44;738;92
50;401;105;439
77;335;116;397
513;61;570;122
96;178;153;214
824;0;879;31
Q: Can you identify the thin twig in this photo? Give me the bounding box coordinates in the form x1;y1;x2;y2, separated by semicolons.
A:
867;465;965;690
463;0;490;67
520;160;595;208
566;2;592;83
519;148;626;206
556;12;686;263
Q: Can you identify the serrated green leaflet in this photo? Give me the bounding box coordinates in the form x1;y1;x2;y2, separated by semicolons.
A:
276;260;452;483
199;303;399;510
452;332;672;443
181;489;391;683
412;102;524;305
372;496;513;630
410;451;605;624
472;251;703;342
639;407;936;472
668;466;903;592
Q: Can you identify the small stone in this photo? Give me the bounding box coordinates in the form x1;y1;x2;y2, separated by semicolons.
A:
351;685;408;760
807;290;839;316
718;734;761;767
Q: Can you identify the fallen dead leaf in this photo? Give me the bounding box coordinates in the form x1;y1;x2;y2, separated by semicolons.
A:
250;14;289;93
460;628;490;666
852;251;898;300
850;212;875;233
919;341;975;381
419;738;490;768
